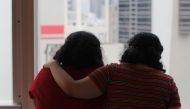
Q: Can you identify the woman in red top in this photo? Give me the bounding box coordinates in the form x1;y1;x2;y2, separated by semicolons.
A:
29;31;106;109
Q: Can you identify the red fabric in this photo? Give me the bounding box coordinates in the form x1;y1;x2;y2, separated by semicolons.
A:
29;67;105;109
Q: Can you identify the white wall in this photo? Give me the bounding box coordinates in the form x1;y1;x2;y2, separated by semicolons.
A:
0;0;13;104
170;34;190;109
170;0;190;108
152;1;190;108
152;0;174;73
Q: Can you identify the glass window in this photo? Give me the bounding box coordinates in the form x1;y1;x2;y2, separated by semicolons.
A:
68;0;77;26
179;0;190;35
37;0;65;72
81;0;105;26
0;0;13;105
36;0;124;72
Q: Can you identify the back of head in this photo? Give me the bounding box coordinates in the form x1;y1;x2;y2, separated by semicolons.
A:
121;32;165;72
53;31;104;68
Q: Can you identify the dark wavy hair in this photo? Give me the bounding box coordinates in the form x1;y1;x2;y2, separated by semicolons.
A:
53;31;104;68
120;32;165;72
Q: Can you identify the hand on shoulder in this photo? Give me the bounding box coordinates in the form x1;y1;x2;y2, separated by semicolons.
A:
43;60;57;68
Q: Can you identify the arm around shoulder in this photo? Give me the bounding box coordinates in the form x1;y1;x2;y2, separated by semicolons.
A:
49;61;102;99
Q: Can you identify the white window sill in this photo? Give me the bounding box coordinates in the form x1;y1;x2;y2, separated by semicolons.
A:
0;104;21;109
0;103;21;109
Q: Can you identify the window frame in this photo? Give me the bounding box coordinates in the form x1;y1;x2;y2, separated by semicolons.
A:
12;0;34;108
0;0;34;108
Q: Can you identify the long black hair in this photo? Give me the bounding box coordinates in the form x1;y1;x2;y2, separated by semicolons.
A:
120;32;165;72
53;31;104;68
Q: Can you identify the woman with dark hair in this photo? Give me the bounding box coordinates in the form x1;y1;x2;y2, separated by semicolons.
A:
29;31;105;109
120;32;165;72
46;32;181;109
